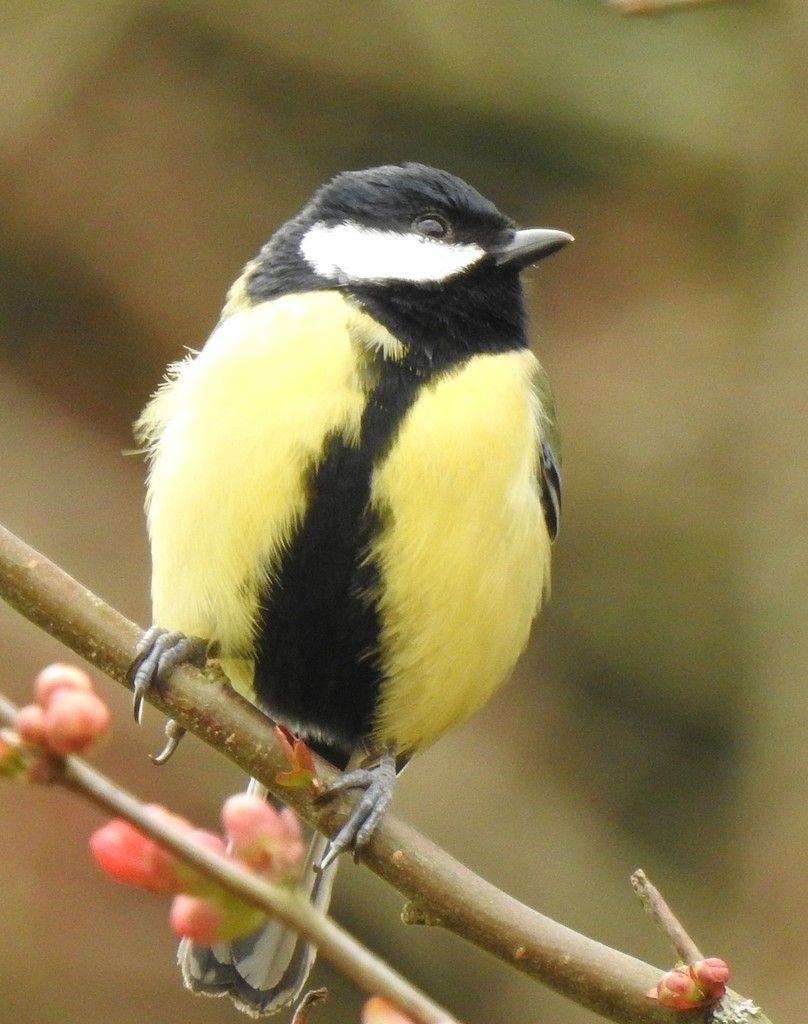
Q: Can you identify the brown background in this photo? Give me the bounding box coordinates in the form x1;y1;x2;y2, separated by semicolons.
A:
1;3;806;1023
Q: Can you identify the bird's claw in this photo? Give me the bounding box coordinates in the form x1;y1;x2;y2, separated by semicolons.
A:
128;626;208;725
315;748;396;870
149;718;187;764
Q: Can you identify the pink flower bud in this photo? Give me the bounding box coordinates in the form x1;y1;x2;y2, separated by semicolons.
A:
362;996;418;1024
647;957;729;1010
221;794;304;877
170;894;224;943
222;793;282;843
690;957;730;989
170;893;265;943
15;703;46;744
41;689;111;754
90;809;190;893
648;968;702;1009
35;664;94;707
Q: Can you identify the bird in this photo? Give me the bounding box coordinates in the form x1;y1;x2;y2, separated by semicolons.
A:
131;162;570;1016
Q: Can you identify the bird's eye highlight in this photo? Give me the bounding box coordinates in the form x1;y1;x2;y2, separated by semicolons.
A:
413;214;450;239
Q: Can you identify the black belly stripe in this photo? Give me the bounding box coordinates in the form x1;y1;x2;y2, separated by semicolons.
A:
253;355;442;759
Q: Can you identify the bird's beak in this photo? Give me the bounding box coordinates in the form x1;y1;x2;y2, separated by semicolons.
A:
492;228;574;270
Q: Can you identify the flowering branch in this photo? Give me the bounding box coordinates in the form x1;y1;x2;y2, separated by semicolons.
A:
0;522;772;1024
0;690;455;1024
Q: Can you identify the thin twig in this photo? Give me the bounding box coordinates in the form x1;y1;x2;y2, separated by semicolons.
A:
607;0;737;13
631;870;703;964
0;692;455;1024
0;523;774;1024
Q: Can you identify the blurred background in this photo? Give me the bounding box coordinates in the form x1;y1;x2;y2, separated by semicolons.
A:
1;1;806;1022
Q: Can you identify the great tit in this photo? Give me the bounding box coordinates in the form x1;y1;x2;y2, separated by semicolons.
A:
132;163;570;1014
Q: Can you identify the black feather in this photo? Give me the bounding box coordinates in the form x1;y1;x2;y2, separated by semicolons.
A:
540;440;561;541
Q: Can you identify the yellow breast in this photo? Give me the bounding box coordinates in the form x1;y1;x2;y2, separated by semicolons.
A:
369;347;551;754
137;292;367;694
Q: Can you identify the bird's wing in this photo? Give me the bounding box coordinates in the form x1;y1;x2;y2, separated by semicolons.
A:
533;363;562;542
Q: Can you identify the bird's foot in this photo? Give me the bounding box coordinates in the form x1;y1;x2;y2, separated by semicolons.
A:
315;748;397;870
128;626;208;725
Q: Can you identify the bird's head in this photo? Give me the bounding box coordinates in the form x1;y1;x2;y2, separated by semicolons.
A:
246;164;572;360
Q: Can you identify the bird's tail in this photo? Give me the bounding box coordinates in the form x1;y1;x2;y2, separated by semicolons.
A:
178;781;337;1017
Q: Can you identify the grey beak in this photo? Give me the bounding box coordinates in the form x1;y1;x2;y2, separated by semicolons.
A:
493;228;574;269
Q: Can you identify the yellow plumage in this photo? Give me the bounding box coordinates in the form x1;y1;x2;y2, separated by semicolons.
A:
137;292;366;694
137;290;551;752
370;348;550;752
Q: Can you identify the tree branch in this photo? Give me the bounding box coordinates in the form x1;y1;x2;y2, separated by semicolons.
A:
0;691;456;1024
631;870;703;964
0;522;770;1024
606;0;738;14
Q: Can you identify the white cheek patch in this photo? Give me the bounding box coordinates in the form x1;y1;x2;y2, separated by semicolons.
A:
300;221;485;284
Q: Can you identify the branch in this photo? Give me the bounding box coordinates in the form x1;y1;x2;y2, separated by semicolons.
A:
0;523;770;1024
631;870;703;964
606;0;738;12
0;692;455;1024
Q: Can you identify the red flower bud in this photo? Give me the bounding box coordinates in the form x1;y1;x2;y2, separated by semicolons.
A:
690;957;730;989
648;968;702;1009
170;894;224;943
41;689;111;754
647;957;730;1010
221;793;304;877
170;893;265;943
90;807;193;893
35;664;94;707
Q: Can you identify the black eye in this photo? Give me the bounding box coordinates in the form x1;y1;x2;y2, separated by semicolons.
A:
413;214;450;239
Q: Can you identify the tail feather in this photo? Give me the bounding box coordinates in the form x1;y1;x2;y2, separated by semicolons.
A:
178;784;336;1016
